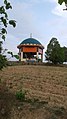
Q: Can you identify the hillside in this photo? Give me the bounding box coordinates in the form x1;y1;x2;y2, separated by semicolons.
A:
0;65;67;119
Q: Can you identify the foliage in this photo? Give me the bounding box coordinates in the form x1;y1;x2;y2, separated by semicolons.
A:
0;54;7;70
7;51;19;60
16;90;26;101
58;0;67;5
62;46;67;62
58;0;67;10
0;0;16;40
0;41;7;70
8;51;19;60
0;41;3;53
45;38;65;64
0;0;16;70
13;55;19;59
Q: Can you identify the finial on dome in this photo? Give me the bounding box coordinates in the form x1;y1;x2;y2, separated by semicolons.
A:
30;33;32;38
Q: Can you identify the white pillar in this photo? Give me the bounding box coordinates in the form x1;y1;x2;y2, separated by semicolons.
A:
36;52;39;60
21;52;23;61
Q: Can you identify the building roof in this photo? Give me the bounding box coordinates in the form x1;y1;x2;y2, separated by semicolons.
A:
17;37;44;49
20;38;42;45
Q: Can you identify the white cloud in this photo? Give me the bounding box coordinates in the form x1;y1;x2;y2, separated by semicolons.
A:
52;2;67;17
44;0;67;17
9;0;45;39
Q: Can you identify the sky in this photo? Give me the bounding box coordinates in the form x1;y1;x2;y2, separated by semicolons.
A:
0;0;67;60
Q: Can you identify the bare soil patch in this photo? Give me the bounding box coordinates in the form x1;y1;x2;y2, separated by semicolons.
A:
0;65;67;119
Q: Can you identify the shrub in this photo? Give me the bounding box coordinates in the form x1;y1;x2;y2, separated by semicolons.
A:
0;54;7;70
16;90;26;101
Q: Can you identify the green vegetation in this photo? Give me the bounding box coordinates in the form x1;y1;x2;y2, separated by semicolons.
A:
0;0;16;70
0;41;7;70
16;90;26;101
58;0;67;10
62;46;67;62
45;38;65;64
58;0;67;5
0;0;16;40
0;54;7;70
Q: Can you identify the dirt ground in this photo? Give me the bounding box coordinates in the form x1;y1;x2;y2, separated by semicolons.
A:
0;65;67;119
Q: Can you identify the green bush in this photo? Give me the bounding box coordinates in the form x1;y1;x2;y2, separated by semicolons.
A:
0;54;7;70
16;90;26;101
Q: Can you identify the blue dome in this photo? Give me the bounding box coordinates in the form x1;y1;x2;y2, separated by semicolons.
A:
20;38;41;45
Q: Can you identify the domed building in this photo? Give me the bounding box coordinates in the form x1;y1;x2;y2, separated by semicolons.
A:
17;36;44;62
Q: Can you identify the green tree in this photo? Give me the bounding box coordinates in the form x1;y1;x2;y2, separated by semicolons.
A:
62;46;67;62
0;0;16;70
45;38;65;64
0;41;7;70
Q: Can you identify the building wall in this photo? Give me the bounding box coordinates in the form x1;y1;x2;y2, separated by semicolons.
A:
23;46;37;52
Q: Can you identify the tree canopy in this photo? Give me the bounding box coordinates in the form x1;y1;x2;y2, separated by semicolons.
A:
62;46;67;62
45;38;65;64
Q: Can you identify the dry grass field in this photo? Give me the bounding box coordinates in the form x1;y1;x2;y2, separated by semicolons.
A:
0;65;67;119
